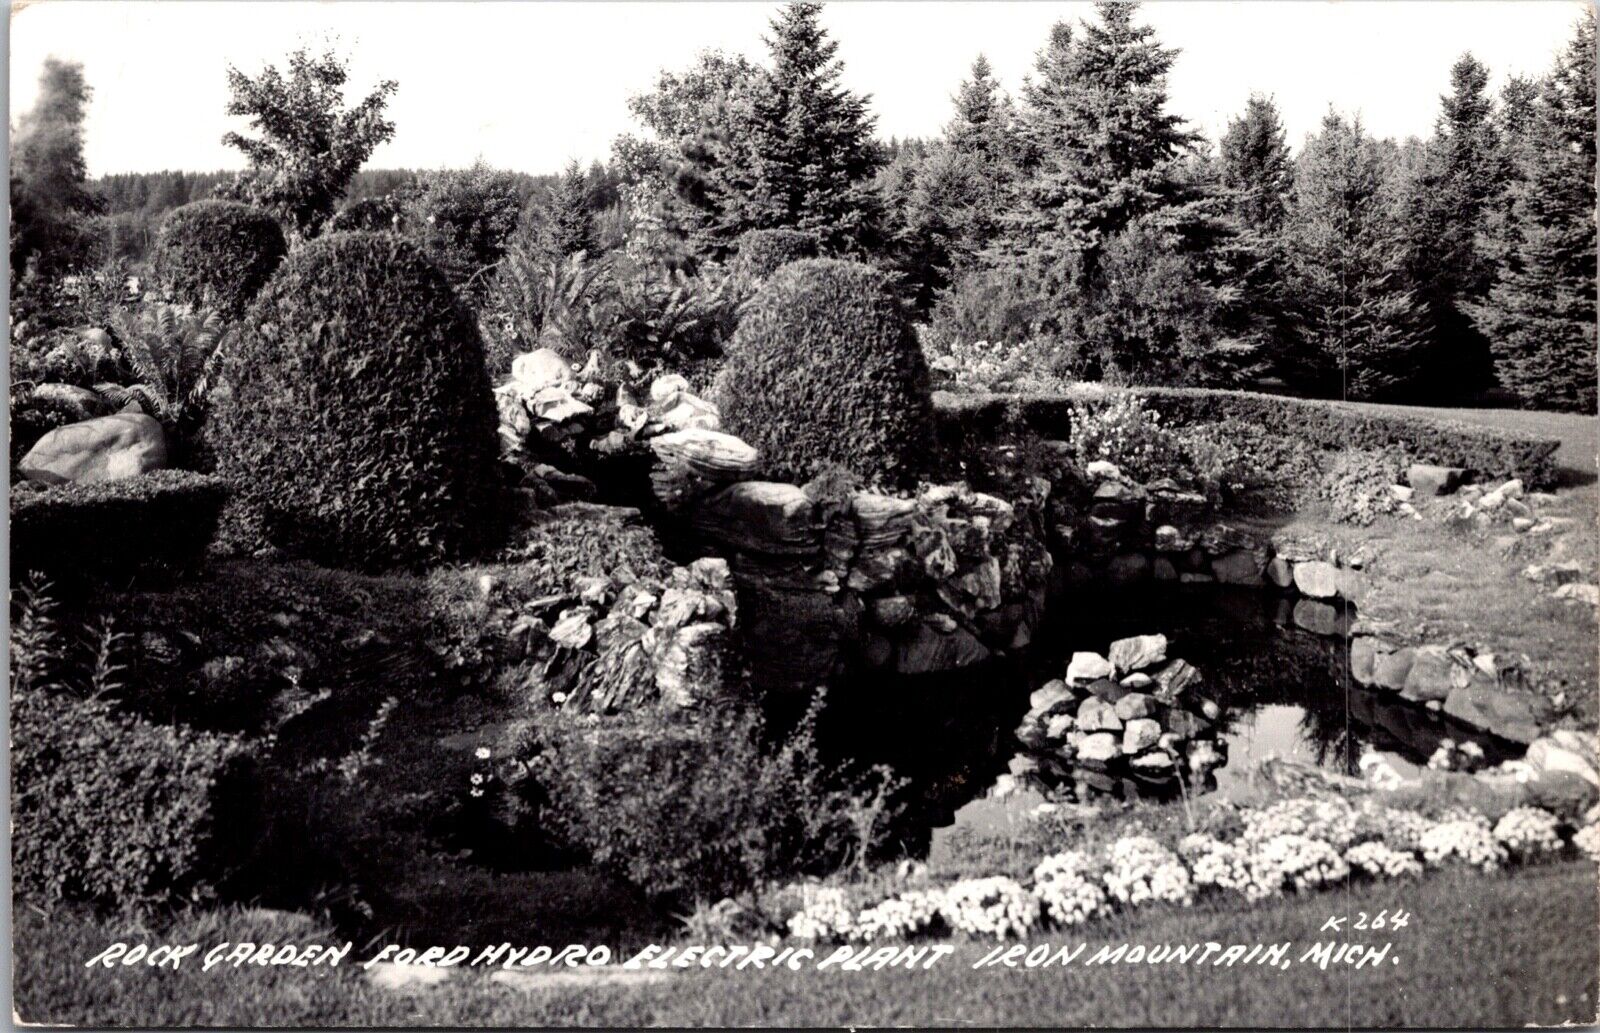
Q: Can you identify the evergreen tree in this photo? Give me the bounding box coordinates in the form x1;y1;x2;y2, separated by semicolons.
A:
999;2;1198;278
1470;13;1596;412
1219;93;1292;232
216;48;397;241
1397;54;1500;400
1281;112;1428;400
10;57;103;280
948;54;1014;166
672;2;884;258
533;160;597;260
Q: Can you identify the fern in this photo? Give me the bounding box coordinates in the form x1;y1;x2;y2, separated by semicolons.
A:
10;574;65;695
99;303;231;459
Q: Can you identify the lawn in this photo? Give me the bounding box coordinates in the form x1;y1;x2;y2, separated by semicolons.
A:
15;861;1597;1028
1335;401;1597;485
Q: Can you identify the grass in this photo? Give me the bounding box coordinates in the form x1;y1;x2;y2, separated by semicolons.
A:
16;861;1597;1027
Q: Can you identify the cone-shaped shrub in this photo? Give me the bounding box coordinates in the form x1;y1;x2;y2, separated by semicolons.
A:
722;258;935;487
151;199;287;318
732;227;820;279
208;231;506;570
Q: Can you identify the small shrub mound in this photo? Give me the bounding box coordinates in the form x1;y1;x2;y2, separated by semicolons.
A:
327;196;399;233
151;200;287;318
209;231;507;571
12;687;258;907
515;700;901;904
10;471;228;581
732;227;821;279
722;258;936;487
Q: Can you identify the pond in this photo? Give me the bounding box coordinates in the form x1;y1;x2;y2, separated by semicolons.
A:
814;585;1521;858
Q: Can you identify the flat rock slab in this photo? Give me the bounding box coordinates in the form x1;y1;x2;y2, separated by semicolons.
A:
1442;684;1541;745
1292;560;1340;599
1108;634;1167;674
368;963;455;992
1407;463;1465;497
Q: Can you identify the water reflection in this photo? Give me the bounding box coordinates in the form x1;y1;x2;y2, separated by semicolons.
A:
817;586;1516;854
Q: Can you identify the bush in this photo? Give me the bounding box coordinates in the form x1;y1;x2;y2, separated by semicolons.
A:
101;304;228;464
12;686;257;907
208;231;507;571
515;699;902;903
1066;393;1189;483
10;471;228;581
151;200;286;319
327;196;399;233
1322;448;1406;525
1173;418;1324;513
935;385;1561;488
395;163;525;297
722;258;936;487
731;228;820;279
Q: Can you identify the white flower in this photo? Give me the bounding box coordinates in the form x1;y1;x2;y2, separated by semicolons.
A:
1492;806;1561;859
1180;833;1269;898
1345;841;1423;880
787;885;856;942
1104;835;1193;907
1573;823;1600;863
1247;834;1349;894
474;746;492;760
939;877;1040;940
1032;851;1108;926
470;773;483;785
551;691;569;704
853;890;945;942
1420;816;1507;872
1242;798;1358;850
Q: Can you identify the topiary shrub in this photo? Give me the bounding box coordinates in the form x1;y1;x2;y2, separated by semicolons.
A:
721;258;936;487
10;471;228;582
731;227;821;279
151;200;287;319
327;196;399;233
12;686;258;907
208;231;507;571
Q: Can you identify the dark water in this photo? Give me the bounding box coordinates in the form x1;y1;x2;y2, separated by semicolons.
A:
817;586;1519;855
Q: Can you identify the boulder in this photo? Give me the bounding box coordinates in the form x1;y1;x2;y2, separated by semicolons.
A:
1401;644;1467;703
20;412;168;484
1442;683;1541;745
1292;560;1340;599
867;594;917;628
1526;731;1600;787
511;348;576;392
1370;646;1415;691
1292;598;1346;637
1028;679;1074;717
548;608;595;651
1087;678;1131;704
1076;697;1123;732
1554;583;1600;606
1078;733;1120;765
693;481;816;556
895;622;990;674
1085;460;1122;481
1066;651;1115;685
1152;558;1178;581
1164;708;1211;739
1045;714;1075;740
1211;549;1265;586
1108;633;1168;674
649;373;691;405
1113;691;1156;722
1349;635;1384;686
652;428;760;480
1407;463;1464;497
655;622;729;707
1265;556;1294;589
1122;718;1162;754
1106;553;1151;584
1129;750;1175;774
1152;525;1191;553
1151;658;1202;702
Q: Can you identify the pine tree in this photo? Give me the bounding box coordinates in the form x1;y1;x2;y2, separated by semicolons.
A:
535;160;597;260
1281;113;1428;400
999;2;1197;278
947;54;1014;166
1219;94;1292;233
1396;54;1501;400
1471;13;1597;412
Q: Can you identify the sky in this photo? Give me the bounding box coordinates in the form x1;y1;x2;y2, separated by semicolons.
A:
8;1;1589;177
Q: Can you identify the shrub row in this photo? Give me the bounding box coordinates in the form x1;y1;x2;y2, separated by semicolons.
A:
12;687;258;907
10;471;229;581
935;386;1560;487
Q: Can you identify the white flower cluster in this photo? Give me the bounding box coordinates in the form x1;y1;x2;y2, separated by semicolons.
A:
1032;851;1109;926
853;890;946;942
1248;834;1350;894
939;877;1041;940
1492;807;1562;858
1103;835;1193;907
1420;815;1507;872
1242;798;1357;850
1573;823;1600;863
1179;833;1272;899
1345;840;1423;880
786;885;856;942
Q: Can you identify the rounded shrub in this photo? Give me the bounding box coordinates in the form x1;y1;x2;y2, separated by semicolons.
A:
732;227;820;279
151;200;287;318
209;231;507;571
721;258;935;487
327;196;400;233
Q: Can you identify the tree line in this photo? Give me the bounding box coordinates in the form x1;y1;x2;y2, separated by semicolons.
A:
11;1;1594;411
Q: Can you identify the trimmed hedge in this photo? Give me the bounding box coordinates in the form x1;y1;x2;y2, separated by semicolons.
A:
935;386;1561;487
12;687;258;907
732;227;821;279
209;231;507;571
10;471;228;580
723;258;936;487
151;200;287;319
